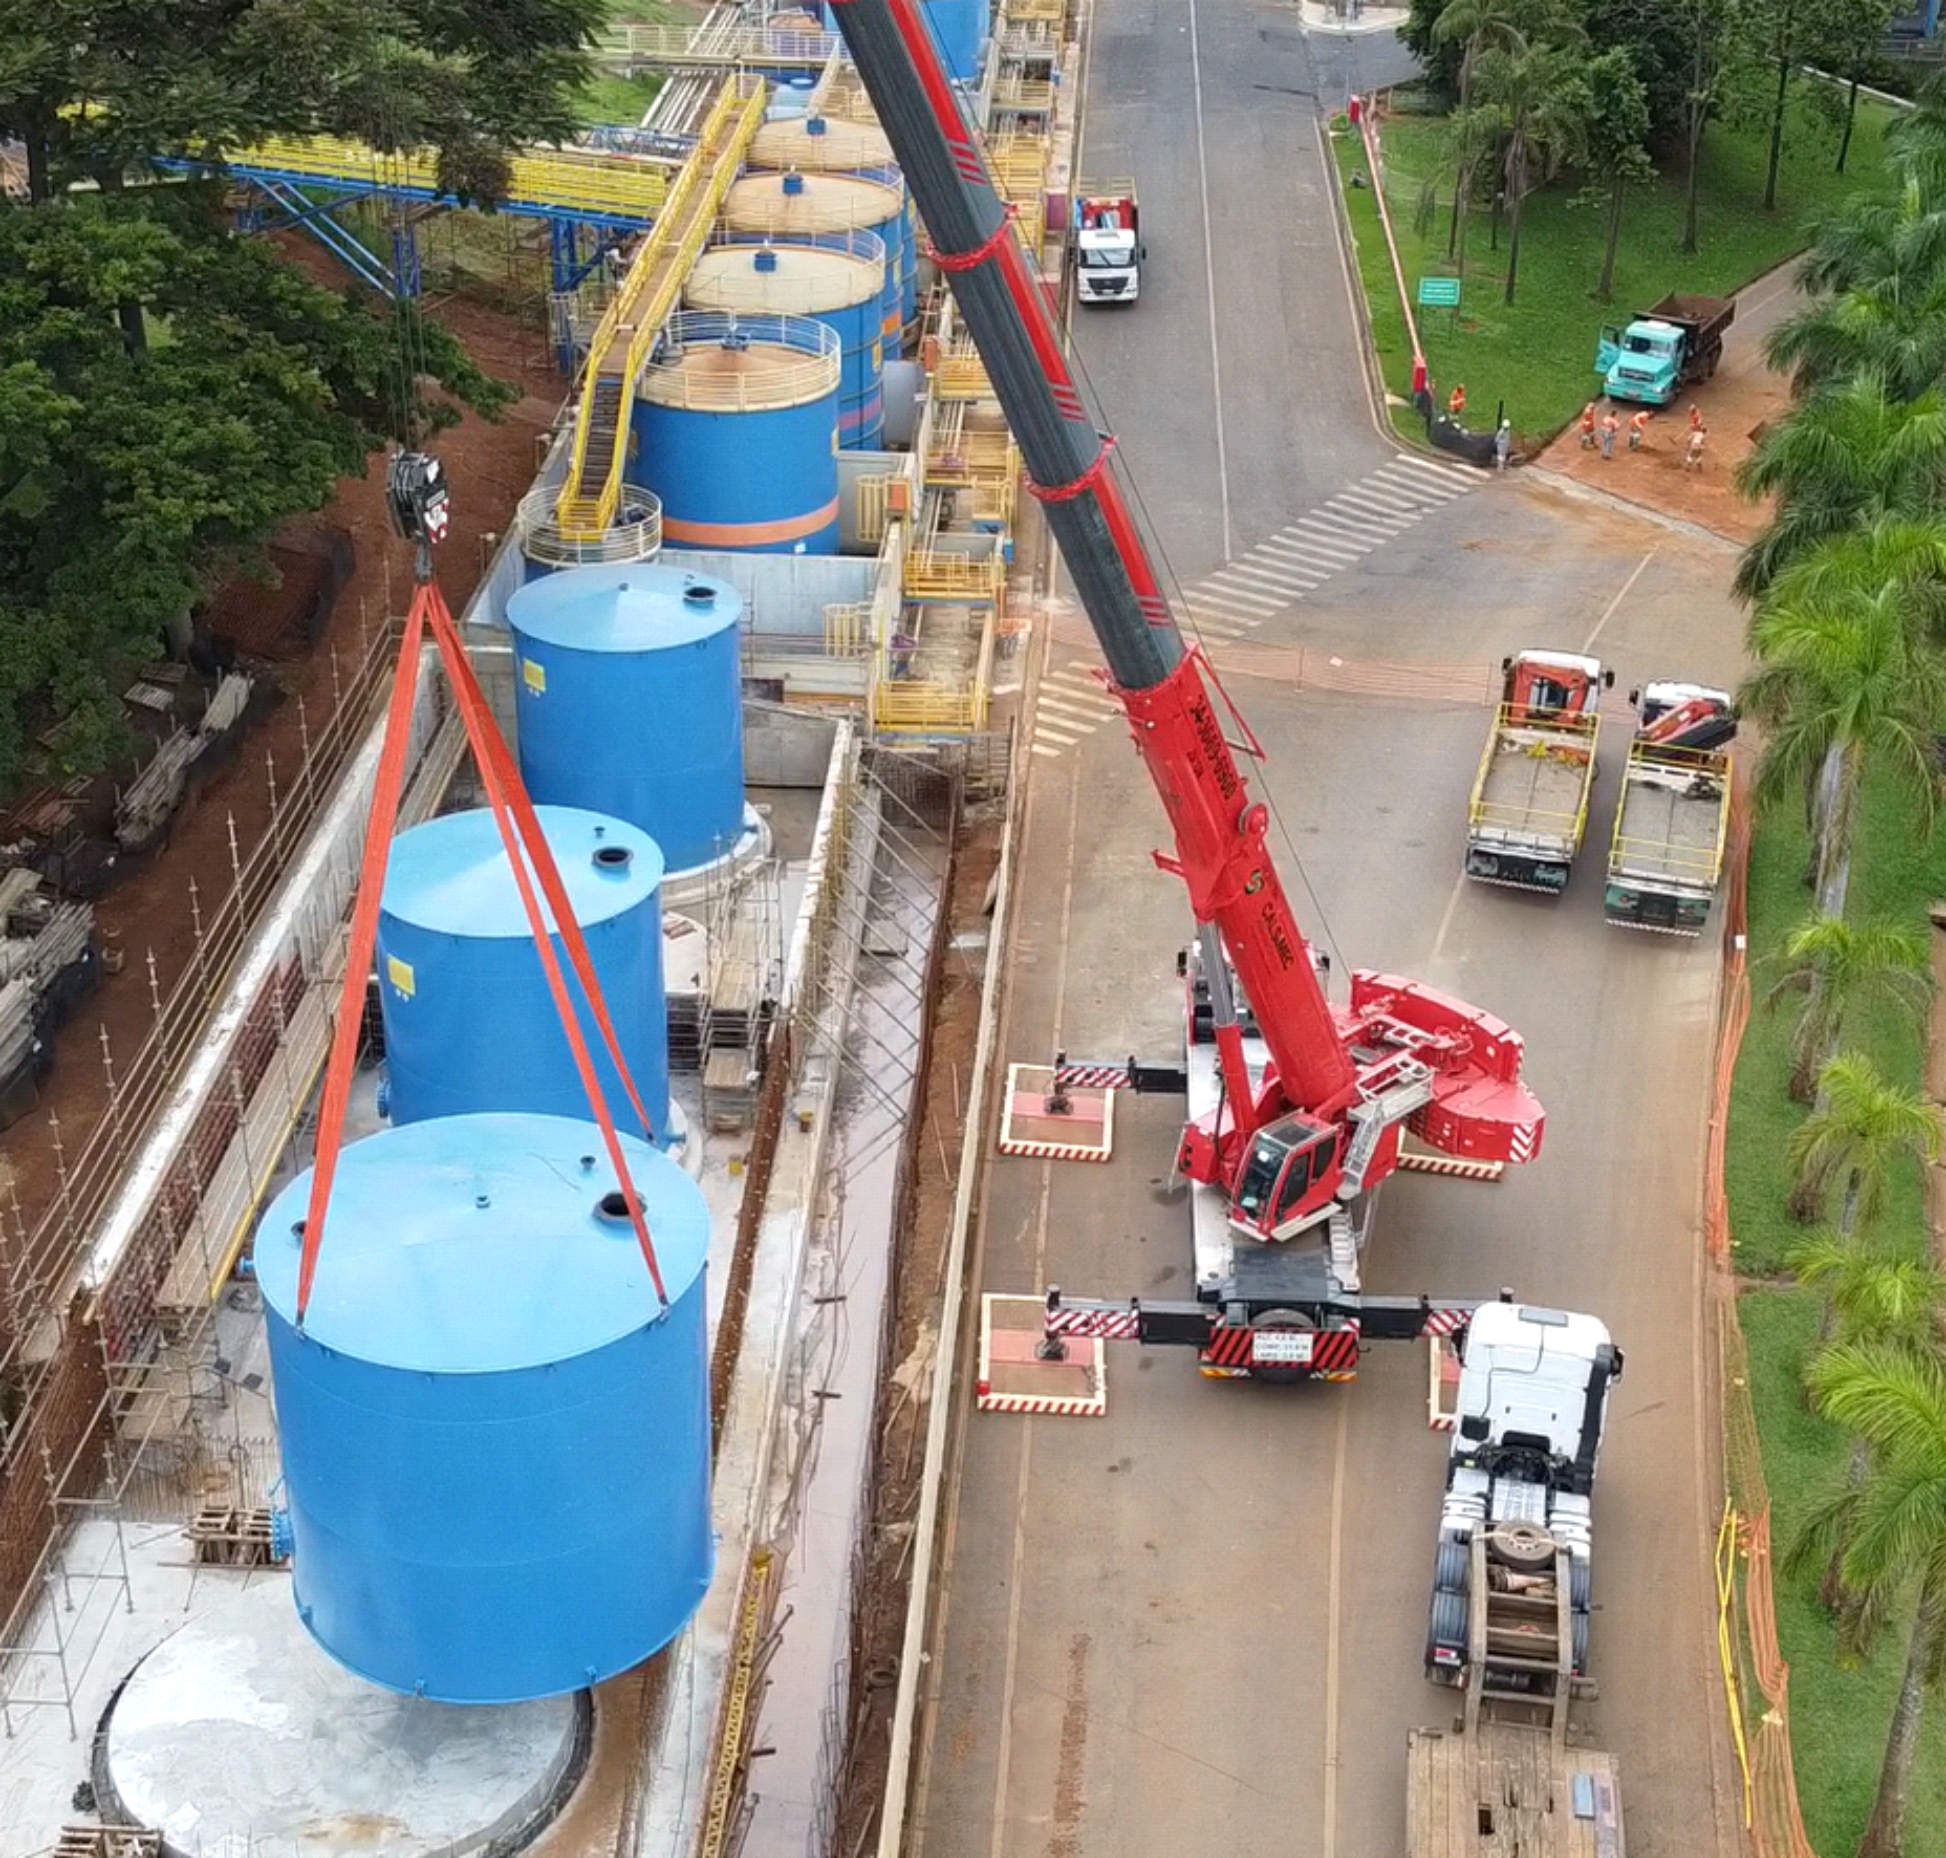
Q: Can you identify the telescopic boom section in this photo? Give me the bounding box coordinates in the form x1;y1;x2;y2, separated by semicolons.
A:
828;0;1355;1116
829;0;1545;1169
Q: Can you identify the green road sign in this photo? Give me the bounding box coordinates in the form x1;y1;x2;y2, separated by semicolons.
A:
1417;276;1462;308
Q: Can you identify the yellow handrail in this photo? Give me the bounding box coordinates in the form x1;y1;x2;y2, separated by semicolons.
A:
555;76;768;541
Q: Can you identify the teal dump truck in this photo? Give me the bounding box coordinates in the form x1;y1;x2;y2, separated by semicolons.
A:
1595;293;1734;407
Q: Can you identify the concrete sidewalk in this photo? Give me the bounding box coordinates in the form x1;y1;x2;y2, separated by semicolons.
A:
1300;0;1410;37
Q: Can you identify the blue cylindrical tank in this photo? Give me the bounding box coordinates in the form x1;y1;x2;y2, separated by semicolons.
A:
921;0;987;81
505;563;747;873
517;486;663;585
684;236;886;449
724;168;907;349
376;806;670;1144
626;310;841;557
256;1113;713;1705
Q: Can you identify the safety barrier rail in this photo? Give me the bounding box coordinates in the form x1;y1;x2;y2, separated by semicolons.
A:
903;550;1004;602
517;485;663;565
554;76;768;540
1705;776;1823;1858
635;310;843;410
219;134;669;222
931;339;994;401
602;20;839;68
1608;742;1733;883
872;680;989;734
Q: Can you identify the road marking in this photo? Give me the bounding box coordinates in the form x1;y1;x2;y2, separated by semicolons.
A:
1583;545;1660;655
1186;0;1232;561
1321;1397;1349;1858
1203;575;1287;608
1430;872;1468;964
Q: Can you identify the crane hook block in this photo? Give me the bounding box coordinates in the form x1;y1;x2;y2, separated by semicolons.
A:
386;452;451;552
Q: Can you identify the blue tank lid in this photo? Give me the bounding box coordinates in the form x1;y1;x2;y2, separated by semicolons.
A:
255;1114;710;1372
384;805;664;940
506;563;744;653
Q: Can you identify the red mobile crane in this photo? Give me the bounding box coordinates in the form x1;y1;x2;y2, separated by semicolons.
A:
828;0;1546;1379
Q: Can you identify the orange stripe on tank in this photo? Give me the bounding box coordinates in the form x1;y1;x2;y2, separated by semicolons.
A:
661;496;840;548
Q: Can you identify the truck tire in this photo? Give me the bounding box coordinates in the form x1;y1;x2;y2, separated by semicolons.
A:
1572;1608;1591;1676
1570;1556;1592;1612
1426;1589;1468;1683
1486;1522;1556;1571
1434;1539;1470;1594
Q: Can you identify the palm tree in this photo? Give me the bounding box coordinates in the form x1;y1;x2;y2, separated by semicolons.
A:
1794;180;1946;304
1766;916;1934;1103
1786;1053;1942;1229
1791;1342;1946;1858
1733;379;1946;600
1766;280;1946;407
1477;39;1590;306
1885;73;1946;200
1432;0;1525;257
1740;570;1946;919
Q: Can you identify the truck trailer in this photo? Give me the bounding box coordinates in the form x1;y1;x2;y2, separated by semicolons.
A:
1464;652;1611;893
1412;1297;1628;1858
1604;682;1735;936
1595;292;1734;407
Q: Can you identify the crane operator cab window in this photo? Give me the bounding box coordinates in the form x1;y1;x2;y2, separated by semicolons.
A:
1231;1115;1339;1239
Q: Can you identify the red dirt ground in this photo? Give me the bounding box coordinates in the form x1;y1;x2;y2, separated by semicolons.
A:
1534;334;1787;545
1;245;567;1256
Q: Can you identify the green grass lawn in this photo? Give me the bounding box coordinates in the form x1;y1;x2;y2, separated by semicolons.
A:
1331;89;1898;446
577;68;666;130
1726;767;1946;1855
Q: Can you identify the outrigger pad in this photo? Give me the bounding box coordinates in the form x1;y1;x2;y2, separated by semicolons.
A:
998;1064;1115;1162
976;1294;1108;1417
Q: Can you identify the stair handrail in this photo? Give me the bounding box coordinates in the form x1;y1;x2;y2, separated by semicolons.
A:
554;75;767;540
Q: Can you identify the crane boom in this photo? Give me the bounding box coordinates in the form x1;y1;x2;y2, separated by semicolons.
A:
830;0;1543;1201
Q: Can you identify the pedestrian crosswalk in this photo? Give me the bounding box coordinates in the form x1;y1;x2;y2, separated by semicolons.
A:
1027;452;1482;757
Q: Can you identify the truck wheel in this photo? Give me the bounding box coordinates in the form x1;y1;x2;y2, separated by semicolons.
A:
1434;1539;1470;1594
1570;1557;1592;1612
1486;1522;1556;1571
1572;1609;1591;1676
1246;1309;1319;1386
1426;1589;1468;1681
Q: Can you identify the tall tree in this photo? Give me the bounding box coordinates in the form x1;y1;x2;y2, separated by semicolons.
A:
1671;0;1739;254
1475;32;1593;303
1742;563;1946;920
1786;1053;1942;1228
1734;383;1946;598
1743;0;1848;212
1577;47;1656;302
1792;1342;1946;1858
0;190;511;783
1767;916;1935;1104
1824;0;1904;175
0;0;607;207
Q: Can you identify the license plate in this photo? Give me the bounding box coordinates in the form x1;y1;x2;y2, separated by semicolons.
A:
1251;1330;1314;1365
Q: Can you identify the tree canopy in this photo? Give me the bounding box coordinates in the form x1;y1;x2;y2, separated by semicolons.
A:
0;189;513;785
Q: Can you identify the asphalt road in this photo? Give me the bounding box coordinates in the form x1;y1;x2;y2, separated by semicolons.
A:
902;8;1751;1858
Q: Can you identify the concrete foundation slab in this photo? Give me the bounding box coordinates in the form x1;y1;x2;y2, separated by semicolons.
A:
997;1065;1114;1162
975;1294;1107;1417
98;1578;588;1858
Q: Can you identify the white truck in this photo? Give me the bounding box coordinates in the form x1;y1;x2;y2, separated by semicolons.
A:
1464;652;1612;894
1073;182;1143;304
1413;1297;1628;1858
1604;681;1735;936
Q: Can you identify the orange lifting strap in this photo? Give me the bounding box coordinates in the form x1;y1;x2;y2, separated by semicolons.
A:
294;576;671;1323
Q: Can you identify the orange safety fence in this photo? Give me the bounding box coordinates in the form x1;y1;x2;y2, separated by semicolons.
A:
1708;771;1823;1858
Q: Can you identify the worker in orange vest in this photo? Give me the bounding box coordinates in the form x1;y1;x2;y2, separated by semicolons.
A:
1627;409;1651;452
1579;403;1598;449
1688;402;1704;433
1599;409;1619;459
1448;383;1467;421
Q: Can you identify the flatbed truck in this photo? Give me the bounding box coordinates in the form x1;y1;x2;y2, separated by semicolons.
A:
1464;652;1611;893
1604;682;1735;935
1073;181;1143;303
1412;1298;1628;1856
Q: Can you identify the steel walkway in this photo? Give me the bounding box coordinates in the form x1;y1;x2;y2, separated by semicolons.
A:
553;76;768;542
183;135;671;229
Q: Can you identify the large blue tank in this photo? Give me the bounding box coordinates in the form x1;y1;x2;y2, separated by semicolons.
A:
505;563;747;873
377;806;669;1144
922;0;987;82
684;236;887;449
256;1113;713;1705
626;310;841;557
724;168;908;349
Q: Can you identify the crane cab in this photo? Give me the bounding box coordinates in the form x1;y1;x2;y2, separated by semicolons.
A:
1228;1113;1342;1242
1500;650;1612;722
